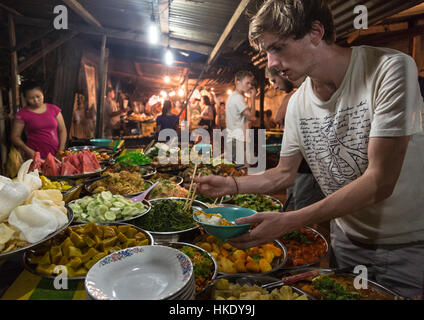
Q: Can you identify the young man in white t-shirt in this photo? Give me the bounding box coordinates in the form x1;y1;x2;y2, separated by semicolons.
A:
195;0;424;298
225;70;257;164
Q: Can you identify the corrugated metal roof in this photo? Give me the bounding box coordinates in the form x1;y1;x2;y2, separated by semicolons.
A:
4;0;422;55
2;0;423;84
331;0;424;38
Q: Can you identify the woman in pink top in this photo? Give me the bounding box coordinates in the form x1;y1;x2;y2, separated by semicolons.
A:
11;81;67;159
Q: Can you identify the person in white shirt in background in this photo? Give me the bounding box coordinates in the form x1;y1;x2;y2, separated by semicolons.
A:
225;70;257;164
195;0;424;298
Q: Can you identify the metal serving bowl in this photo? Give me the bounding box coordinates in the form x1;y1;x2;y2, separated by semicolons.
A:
289;268;403;300
134;197;209;244
164;241;218;297
0;206;74;261
228;194;283;212
192;234;288;277
278;226;330;271
22;223;154;280
84;178;153;198
149;173;184;186
69;199;151;225
207;274;313;300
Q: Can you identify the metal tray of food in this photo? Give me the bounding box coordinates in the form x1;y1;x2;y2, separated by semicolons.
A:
192;234;288;276
22;223;154;280
136;197;209;244
0;207;74;260
278;226;330;270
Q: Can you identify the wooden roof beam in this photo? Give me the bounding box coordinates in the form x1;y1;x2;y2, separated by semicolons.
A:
0;3;23;16
63;0;103;29
14;16;212;56
207;0;252;66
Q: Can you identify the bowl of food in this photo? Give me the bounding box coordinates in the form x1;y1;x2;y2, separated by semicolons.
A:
146;178;188;200
195;194;233;206
291;270;402;300
150;173;183;185
85;168;153;197
210;275;310;300
164;242;218;297
23;222;153;280
68;191;151;224
115;151;152;168
0;205;74;260
193;207;256;241
230;194;283;212
40;175;82;203
139;166;157;179
133;197;208;244
279;227;329;269
193;234;288;276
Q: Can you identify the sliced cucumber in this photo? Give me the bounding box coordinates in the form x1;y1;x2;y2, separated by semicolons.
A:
105;211;116;221
101;191;113;201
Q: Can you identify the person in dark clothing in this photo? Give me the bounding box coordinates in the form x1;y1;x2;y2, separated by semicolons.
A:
155;100;179;133
199;95;215;133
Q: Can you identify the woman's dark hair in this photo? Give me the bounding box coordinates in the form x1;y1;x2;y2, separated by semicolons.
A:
162;100;172;115
201;95;211;106
21;81;43;96
265;109;273;117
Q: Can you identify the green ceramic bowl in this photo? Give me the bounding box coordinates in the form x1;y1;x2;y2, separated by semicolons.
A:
193;206;256;241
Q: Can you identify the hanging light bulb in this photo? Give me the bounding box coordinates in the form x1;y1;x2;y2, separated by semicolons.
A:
149;23;159;44
164;75;170;83
160;90;168;98
178;88;184;97
169;91;176;97
227;89;233;95
165;47;174;66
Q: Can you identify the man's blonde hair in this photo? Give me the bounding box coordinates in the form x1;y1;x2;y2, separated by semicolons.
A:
249;0;336;51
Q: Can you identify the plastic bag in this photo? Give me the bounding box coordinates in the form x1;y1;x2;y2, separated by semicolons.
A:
6;147;24;178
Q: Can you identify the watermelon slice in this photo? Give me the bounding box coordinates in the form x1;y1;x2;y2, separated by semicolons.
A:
60;161;80;176
29;152;45;171
42;153;60;176
80;152;97;173
87;152;101;171
66;153;82;174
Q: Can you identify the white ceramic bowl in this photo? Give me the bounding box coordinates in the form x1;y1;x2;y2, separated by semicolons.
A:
85;245;193;300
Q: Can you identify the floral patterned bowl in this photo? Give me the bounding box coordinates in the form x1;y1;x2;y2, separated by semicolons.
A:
85;245;194;300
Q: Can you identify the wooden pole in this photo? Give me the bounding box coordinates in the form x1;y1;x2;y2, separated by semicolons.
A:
207;0;251;66
8;14;19;114
96;35;108;138
259;69;265;129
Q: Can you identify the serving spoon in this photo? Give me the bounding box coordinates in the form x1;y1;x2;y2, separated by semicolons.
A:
130;181;159;203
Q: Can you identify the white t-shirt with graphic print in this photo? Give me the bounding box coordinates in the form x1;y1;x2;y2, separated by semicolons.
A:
280;45;424;245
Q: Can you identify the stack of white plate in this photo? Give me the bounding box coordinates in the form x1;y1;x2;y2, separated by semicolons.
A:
85;245;195;300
